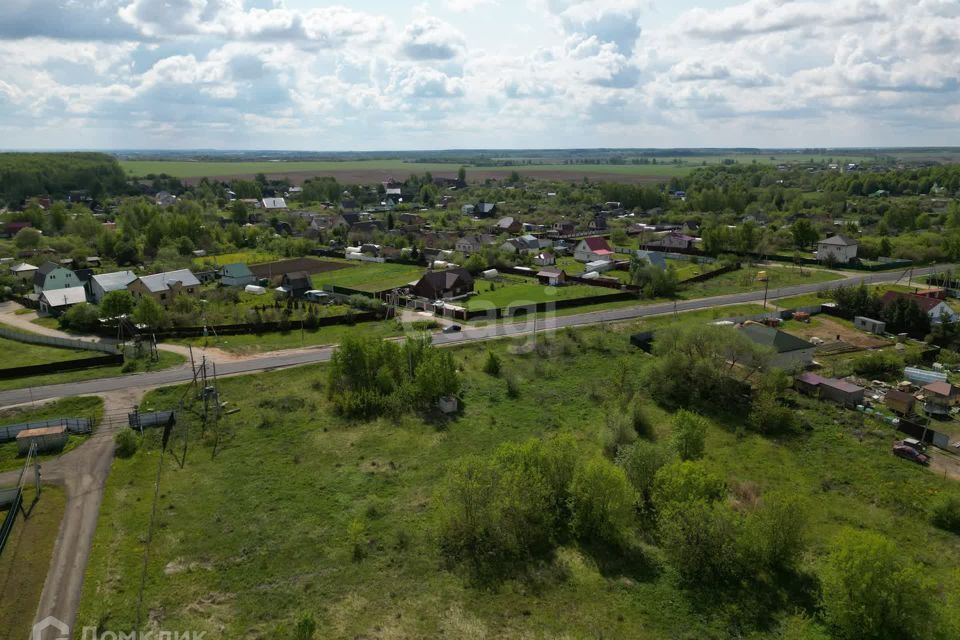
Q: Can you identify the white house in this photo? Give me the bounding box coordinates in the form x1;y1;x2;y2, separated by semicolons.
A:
261;197;288;210
39;286;87;316
90;271;137;304
816;235;858;264
574;236;614;263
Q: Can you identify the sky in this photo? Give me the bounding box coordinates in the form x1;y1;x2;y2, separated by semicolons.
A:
0;0;957;151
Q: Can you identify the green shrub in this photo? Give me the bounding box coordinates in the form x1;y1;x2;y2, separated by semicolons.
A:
651;460;726;512
60;302;101;333
293;615;316;640
114;429;139;458
505;374;520;398
616;441;670;505
568;456;637;545
748;392;798;434
671;409;707;461
483;350;501;376
851;350;905;380
930;492;960;534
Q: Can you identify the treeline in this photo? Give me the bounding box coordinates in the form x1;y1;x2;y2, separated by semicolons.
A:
0;152;128;204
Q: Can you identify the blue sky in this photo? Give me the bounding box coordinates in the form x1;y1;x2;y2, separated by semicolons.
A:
0;0;957;150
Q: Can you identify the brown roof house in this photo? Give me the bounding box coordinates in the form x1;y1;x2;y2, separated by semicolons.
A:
921;381;960;415
412;268;474;300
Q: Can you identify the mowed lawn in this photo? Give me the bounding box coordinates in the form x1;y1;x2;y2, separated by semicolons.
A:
77;322;960;638
311;262;424;292
466;276;621;310
0;335;96;368
680;264;843;299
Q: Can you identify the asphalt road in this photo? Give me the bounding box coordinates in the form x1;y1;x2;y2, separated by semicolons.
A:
0;263;945;408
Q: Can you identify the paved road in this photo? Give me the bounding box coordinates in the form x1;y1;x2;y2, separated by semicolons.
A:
0;263;945;408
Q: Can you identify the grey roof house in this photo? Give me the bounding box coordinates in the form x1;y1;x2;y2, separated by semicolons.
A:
90;271;137;304
220;263;256;288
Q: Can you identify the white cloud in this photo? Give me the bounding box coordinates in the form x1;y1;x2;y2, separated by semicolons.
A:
400;17;466;60
445;0;499;12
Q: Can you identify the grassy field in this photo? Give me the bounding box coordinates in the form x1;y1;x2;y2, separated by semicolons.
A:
466;276;620;310
680;264;843;299
0;335;95;368
76;319;960;638
0;485;66;640
0;350;185;392
171;319;404;355
0;396;104;471
119;154;884;182
310;262;424;292
193;250;281;269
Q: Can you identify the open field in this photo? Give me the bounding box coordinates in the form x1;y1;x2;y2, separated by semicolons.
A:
310;261;424;292
249;257;353;280
0;485;66;640
171;318;404;355
193;250;281;269
466;275;621;310
0;396;104;471
0;350;185;393
679;264;843;299
77;322;960;638
0;335;95;369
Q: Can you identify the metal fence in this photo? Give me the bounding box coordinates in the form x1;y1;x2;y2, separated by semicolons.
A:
0;326;118;354
0;488;23;556
0;417;93;443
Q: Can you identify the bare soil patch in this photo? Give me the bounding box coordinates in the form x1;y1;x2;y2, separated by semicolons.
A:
249;257;352;280
786;317;890;349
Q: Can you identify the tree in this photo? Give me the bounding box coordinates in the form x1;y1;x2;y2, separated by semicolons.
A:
658;498;741;586
820;529;939;640
60;302;101;332
133;295;166;330
99;290;135;319
652;460;726;513
791;218;818;249
671;410;707;461
230;201;249;224
616;441;670;505
458;166;467;183
568;456;637;545
13;227;42;249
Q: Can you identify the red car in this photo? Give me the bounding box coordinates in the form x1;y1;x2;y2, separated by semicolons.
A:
892;443;930;466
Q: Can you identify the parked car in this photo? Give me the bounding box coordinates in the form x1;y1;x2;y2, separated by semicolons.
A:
900;438;927;453
442;324;462;334
892;443;930;465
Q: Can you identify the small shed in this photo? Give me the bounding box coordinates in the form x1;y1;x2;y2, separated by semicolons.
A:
819;378;865;407
16;425;68;455
854;316;886;334
885;389;916;415
536;268;567;286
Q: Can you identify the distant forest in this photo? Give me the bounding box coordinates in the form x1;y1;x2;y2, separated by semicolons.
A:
0;152;128;204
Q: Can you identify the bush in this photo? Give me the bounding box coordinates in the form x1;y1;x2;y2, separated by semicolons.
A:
293;615;316;640
616;441;670;505
748;392;799;434
930;492;960;534
651;460;726;512
483;350;501;376
820;529;939;640
505;374;520;398
851;350;905;380
114;429;139;458
568;456;637;545
629;401;655;439
599;408;637;458
658;498;741;587
671;410;707;461
60;302;101;333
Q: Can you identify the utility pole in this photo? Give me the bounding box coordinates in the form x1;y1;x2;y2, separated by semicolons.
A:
763;277;770;310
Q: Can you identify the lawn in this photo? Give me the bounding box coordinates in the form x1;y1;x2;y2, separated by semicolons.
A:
193;250;280;269
170;319;404;355
680;264;843;299
0;396;104;471
0;335;95;368
466;275;621;310
310;262;424;293
77;323;960;638
0;485;66;640
0;350;186;392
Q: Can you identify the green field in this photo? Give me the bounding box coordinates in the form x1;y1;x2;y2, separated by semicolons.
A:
679;264;844;299
171;319;404;355
466;276;620;310
193;250;281;269
0;396;104;471
0;485;66;640
77;321;960;638
0;335;96;368
119;154;885;182
311;261;424;292
0;350;185;392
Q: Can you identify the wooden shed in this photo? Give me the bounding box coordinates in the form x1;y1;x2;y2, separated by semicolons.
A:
15;425;67;455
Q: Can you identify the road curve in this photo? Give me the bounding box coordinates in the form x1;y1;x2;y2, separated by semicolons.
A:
0;263;944;408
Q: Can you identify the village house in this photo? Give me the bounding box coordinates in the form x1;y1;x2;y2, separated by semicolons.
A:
278;272;312;298
879;291;959;324
740;324;816;370
33;262;80;295
574;236;614;263
533;252;556;266
649;231;698;251
89;271;137;304
816;235;858;263
794;373;865;407
220;263;256;288
455;236;483;255
262;197;288;211
412;268;474;300
553;220;576;235
128;269;201;306
473;202;498;218
920;381;960;415
884;389;916;415
9;262;37;284
495;217;522;234
39;286;87;316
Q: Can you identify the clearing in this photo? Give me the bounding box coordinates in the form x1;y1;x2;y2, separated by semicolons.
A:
310;261;424;293
466;276;621;310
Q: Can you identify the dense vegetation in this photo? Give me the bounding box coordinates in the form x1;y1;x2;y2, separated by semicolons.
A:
0;152;127;204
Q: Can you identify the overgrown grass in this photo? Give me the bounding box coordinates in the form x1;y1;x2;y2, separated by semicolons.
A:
0;335;94;368
0;396;104;471
0;485;67;640
78;321;960;638
679;264;843;299
466;277;620;310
